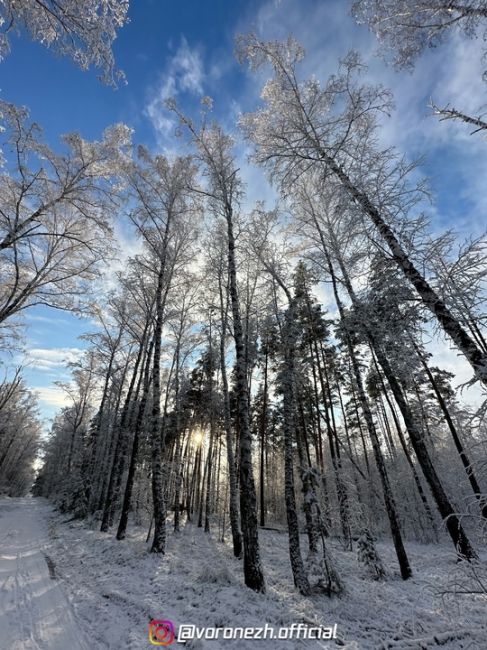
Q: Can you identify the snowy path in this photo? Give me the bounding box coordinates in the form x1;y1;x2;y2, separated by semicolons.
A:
0;497;90;650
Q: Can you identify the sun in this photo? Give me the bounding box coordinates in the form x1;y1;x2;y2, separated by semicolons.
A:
193;430;204;445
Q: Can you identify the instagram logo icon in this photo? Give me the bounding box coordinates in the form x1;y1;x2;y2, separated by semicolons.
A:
149;620;175;646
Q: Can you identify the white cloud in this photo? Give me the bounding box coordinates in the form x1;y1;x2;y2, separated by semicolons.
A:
134;0;487;411
231;0;487;404
235;0;487;234
33;386;71;408
427;335;486;408
146;37;205;146
97;218;144;292
25;347;84;371
28;314;70;325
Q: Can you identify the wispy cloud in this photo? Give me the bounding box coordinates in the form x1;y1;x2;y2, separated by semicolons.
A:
427;336;486;407
33;386;71;408
232;0;487;405
28;314;70;325
97;218;145;293
24;347;84;371
146;36;205;147
134;0;486;409
232;9;485;221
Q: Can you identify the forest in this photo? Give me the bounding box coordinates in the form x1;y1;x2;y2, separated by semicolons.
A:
0;1;486;649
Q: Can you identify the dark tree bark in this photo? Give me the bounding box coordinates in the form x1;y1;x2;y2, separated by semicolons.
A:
100;324;150;532
259;348;268;528
312;214;412;579
372;342;477;560
204;317;215;533
372;354;439;542
280;304;311;595
328;227;477;561
321;153;487;387
150;259;168;554
225;201;265;591
414;342;487;520
217;270;243;558
116;339;154;540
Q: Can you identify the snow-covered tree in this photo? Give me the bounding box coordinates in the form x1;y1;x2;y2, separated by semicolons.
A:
0;374;41;496
0;0;129;85
352;0;487;74
0;100;131;331
352;1;487;134
237;35;487;386
357;529;386;580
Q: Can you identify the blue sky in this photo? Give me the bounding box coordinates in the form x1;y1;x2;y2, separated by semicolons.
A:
0;0;267;146
1;0;486;425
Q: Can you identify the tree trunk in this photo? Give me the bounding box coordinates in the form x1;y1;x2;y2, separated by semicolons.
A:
372;355;439;542
314;220;412;579
150;262;167;554
225;202;265;591
414;342;487;519
331;230;477;561
100;327;150;532
373;342;477;560
296;399;319;555
217;271;243;558
259;349;268;527
116;339;154;540
281;304;311;595
322;152;487;386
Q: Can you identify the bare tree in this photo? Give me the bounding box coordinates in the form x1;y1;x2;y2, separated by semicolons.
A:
237;36;487;387
0;0;129;85
0;101;131;327
352;0;487;74
171;103;266;593
352;1;487;135
128;148;199;554
0;377;41;496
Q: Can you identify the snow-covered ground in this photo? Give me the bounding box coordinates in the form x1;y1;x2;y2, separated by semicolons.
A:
1;497;486;649
0;497;91;649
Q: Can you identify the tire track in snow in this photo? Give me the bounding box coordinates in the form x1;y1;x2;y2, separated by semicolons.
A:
0;497;91;650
